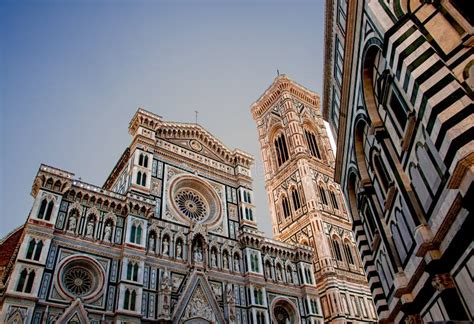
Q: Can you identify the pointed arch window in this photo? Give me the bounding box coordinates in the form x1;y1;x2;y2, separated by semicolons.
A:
45;201;54;221
130;223;142;244
16;269;28;292
124;289;136;311
37;199;47;219
329;190;339;210
343;242;354;265
26;239;43;261
274;133;289;167
291;188;302;211
138;153;144;166
16;269;35;293
136;171;142;185
304;129;321;159
318;186;328;205
141;173;147;186
33;241;43;261
26;239;36;260
282;196;291;219
331;238;343;261
143;155;148;168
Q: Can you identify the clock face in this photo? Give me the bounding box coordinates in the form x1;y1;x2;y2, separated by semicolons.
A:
168;174;222;226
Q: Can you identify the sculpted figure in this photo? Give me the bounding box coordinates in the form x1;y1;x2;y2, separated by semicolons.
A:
103;222;112;242
211;251;217;267
176;241;182;259
149;235;156;252
68;215;77;232
86;221;94;238
223;255;228;269
163;237;169;255
234;258;240;272
194;244;203;262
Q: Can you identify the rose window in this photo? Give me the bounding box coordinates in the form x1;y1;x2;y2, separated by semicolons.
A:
271;299;298;324
168;174;222;226
64;265;93;296
274;306;291;324
174;189;208;221
57;256;104;302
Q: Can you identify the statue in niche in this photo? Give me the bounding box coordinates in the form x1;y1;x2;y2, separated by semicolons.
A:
277;267;282;281
265;265;271;278
86;220;94;238
234;257;240;272
162;237;169;255
103;222;112;242
176;241;182;259
67;215;77;232
211;250;217;267
223;255;228;269
149;235;156;253
193;244;203;262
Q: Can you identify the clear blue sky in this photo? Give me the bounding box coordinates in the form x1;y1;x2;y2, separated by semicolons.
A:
0;0;325;238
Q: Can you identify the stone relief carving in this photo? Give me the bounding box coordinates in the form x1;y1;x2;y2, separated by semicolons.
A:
182;286;216;322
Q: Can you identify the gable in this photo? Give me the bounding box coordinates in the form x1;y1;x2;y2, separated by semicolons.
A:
172;271;226;324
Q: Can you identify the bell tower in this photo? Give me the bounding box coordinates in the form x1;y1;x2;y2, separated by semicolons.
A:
251;75;376;323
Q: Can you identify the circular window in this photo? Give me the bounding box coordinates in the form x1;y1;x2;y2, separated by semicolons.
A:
63;262;95;297
175;189;208;221
168;174;222;226
271;298;300;324
56;255;105;302
274;305;291;323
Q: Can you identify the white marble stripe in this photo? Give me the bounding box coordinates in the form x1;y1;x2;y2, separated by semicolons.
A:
438;116;474;161
406;54;441;105
390;29;423;76
397;41;432;89
385;22;414;64
430;94;469;141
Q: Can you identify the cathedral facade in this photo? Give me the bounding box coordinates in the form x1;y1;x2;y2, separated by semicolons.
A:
0;109;324;324
251;76;377;323
322;0;473;322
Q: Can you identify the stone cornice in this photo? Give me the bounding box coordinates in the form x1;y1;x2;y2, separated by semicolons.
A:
250;75;320;120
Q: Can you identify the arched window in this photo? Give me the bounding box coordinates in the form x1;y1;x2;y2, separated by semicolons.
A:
141;173;147;186
343;242;354;265
373;153;391;192
130;290;137;311
136;171;142;185
291;188;301;211
130;223;141;244
33;240;43;261
136;225;142;244
26;239;36;260
318;186;328;205
16;269;28;292
25;270;35;293
127;262;133;280
133;263;139;281
329;190;339;210
274;133;289;167
124;289;131;310
248;208;253;221
37;199;47;219
45;200;54;221
138;153;144;166
304;129;321;159
282;196;291;219
331;238;343;261
143;155;149;168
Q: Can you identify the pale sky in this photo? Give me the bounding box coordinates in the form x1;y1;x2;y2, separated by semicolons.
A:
0;0;326;238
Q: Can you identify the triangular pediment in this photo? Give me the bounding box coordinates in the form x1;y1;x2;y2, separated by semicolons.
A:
56;299;90;324
172;271;226;324
156;123;253;167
